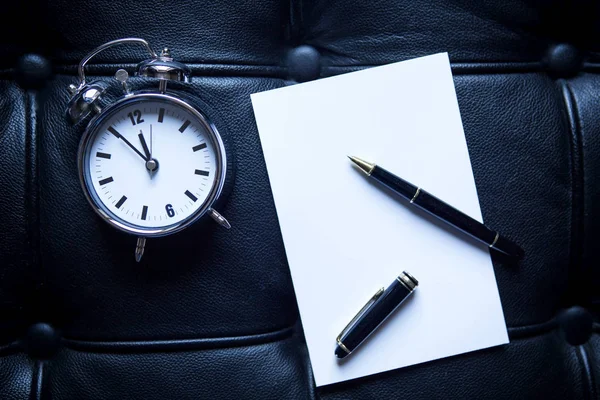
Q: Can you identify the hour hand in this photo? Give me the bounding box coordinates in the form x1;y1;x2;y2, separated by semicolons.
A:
139;130;158;174
138;131;151;160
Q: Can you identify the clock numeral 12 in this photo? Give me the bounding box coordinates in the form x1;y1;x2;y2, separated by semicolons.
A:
128;110;144;125
166;204;175;218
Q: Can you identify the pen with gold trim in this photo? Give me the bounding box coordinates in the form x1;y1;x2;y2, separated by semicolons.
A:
348;156;524;259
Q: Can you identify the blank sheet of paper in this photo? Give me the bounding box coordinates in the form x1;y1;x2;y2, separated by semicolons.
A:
251;53;508;387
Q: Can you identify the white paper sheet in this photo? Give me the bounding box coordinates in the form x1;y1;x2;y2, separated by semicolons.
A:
251;53;509;387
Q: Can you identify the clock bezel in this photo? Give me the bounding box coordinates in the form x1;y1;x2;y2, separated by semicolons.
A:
77;91;227;237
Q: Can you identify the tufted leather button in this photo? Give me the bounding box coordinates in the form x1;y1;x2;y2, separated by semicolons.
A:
286;45;321;82
25;323;61;359
557;306;593;345
545;44;583;78
14;54;53;90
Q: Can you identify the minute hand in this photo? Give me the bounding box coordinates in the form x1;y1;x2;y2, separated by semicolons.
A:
108;127;148;161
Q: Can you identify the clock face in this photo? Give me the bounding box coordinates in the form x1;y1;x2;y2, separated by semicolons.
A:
80;95;225;235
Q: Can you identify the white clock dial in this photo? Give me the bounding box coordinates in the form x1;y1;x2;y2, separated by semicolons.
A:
82;98;221;232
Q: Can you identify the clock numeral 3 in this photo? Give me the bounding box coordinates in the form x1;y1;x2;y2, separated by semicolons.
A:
165;204;175;218
127;110;144;125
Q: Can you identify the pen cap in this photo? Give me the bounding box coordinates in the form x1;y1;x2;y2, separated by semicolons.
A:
398;271;418;291
336;270;419;357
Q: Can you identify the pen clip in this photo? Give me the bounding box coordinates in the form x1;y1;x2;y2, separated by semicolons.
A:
336;287;385;342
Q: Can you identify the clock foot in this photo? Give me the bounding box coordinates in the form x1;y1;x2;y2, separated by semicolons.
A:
208;208;231;229
135;237;146;262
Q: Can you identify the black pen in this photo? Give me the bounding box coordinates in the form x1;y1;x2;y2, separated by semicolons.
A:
348;156;524;259
335;271;418;359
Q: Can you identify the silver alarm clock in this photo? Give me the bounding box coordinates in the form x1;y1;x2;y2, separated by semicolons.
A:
66;38;230;262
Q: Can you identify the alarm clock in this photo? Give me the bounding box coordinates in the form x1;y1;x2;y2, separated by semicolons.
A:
66;38;231;262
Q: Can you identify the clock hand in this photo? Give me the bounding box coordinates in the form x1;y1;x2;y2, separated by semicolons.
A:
138;131;151;160
149;124;155;180
110;127;148;161
120;135;148;161
139;128;158;176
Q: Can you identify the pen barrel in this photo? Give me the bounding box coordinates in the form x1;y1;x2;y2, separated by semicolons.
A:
411;189;497;245
413;190;523;257
339;277;415;353
371;166;418;198
372;166;521;256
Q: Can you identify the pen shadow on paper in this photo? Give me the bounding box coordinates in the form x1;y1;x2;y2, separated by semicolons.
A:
336;291;417;366
363;177;507;262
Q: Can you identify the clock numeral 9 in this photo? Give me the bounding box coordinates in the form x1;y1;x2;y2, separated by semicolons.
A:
127;110;144;125
165;204;175;218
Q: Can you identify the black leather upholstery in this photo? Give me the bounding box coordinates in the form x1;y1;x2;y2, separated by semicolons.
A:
1;1;599;399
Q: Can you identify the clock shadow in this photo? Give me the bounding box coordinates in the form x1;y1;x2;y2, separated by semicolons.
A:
149;221;223;273
101;218;224;279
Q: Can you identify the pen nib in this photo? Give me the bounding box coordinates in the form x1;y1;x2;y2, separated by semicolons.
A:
348;156;375;175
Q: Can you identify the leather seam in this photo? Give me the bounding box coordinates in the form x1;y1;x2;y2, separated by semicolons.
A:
583;342;598;400
30;360;45;400
559;80;585;296
0;61;555;77
61;324;297;354
288;0;304;44
0;340;23;357
23;92;35;270
582;62;600;72
321;62;544;76
2;329;600;358
24;90;41;287
58;318;559;353
4;62;600;80
507;317;558;339
576;344;596;400
1;62;599;77
0;318;565;355
50;64;289;79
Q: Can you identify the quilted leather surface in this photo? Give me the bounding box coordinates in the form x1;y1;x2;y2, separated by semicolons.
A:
0;0;598;399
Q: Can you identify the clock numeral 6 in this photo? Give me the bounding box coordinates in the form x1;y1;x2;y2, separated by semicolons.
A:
127;110;144;125
165;204;175;218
